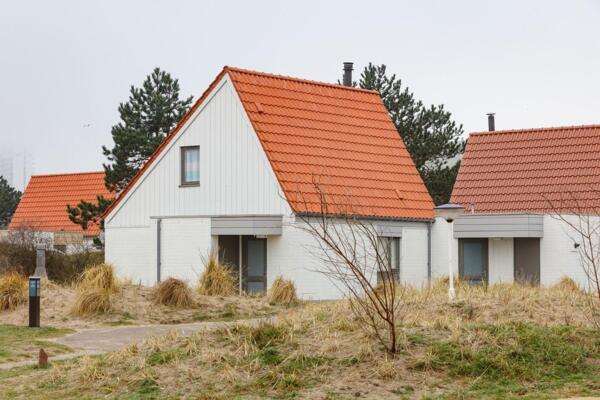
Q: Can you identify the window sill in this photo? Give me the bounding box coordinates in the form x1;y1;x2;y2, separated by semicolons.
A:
179;183;200;188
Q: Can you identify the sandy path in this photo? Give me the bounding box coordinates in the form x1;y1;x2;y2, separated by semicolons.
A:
0;317;269;370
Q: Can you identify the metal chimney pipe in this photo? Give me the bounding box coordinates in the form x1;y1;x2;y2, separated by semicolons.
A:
343;62;353;87
487;113;495;132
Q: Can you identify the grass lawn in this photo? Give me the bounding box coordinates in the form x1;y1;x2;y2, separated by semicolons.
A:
0;324;74;364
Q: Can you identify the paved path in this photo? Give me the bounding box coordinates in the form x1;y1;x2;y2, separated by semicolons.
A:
0;318;268;370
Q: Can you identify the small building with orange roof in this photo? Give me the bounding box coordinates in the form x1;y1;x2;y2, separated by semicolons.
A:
9;171;113;252
436;122;600;288
103;65;435;299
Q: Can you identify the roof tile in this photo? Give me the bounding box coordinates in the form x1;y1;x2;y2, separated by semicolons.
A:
451;125;600;213
9;172;113;236
227;68;433;219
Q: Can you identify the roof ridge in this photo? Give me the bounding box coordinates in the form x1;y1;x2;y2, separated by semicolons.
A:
31;171;105;178
224;66;380;95
470;123;600;136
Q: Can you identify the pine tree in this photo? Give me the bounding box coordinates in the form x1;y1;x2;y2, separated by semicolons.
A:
357;63;465;205
0;176;21;228
66;195;113;231
102;67;194;192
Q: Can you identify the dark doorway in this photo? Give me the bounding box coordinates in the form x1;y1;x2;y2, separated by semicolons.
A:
218;235;240;289
242;236;267;294
459;238;488;285
514;238;540;285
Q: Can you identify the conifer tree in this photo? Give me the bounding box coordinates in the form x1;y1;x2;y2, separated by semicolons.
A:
0;176;21;228
358;63;465;205
102;68;193;192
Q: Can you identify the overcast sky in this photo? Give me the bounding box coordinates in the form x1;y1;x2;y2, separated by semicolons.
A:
0;0;598;179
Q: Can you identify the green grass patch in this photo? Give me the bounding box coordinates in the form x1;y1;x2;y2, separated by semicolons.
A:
145;349;187;366
414;322;600;399
0;324;74;363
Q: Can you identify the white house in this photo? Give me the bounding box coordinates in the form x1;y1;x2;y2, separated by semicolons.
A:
103;66;436;299
433;123;600;288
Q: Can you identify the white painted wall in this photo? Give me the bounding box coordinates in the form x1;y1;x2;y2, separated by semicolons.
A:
540;214;596;288
431;213;600;288
160;218;212;284
488;238;514;284
431;217;458;279
105;74;291;228
105;224;155;285
400;225;429;287
268;217;431;300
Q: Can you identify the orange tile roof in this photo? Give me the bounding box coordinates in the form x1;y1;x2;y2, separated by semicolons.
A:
105;67;434;220
9;171;113;237
451;125;600;213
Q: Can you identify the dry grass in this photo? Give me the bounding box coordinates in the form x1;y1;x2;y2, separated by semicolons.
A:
152;278;195;308
70;264;121;317
0;271;28;311
77;263;120;293
4;281;599;400
267;276;298;306
198;252;237;296
71;288;113;316
1;280;279;329
554;276;581;292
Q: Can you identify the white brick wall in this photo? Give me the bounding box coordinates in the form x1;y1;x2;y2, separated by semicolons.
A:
268;217;431;300
540;215;595;288
488;238;514;284
431;217;458;279
160;218;212;284
105;224;155;285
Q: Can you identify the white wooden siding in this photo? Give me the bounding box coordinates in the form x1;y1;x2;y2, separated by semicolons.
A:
106;74;291;228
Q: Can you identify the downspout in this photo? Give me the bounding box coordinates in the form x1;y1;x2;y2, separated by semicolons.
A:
427;220;432;283
156;218;162;283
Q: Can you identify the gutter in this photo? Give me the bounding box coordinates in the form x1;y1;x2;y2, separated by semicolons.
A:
427;220;432;282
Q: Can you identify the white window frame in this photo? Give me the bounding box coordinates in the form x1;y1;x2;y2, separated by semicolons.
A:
377;236;400;283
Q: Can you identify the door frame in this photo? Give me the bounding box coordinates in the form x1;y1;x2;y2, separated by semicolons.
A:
242;236;267;293
458;238;489;285
514;238;541;285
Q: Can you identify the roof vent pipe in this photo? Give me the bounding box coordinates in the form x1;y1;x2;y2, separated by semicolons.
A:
343;62;353;87
487;113;495;132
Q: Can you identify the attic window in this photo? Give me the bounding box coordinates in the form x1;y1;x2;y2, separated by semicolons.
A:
180;146;200;186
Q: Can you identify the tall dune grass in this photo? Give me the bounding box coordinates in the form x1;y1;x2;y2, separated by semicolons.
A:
152;278;195;308
198;252;237;296
0;272;28;311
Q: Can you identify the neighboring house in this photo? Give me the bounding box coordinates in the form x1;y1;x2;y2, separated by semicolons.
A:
8;171;113;252
439;124;600;287
103;66;435;299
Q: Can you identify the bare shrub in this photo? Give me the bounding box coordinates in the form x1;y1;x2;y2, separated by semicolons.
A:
152;278;195;308
297;179;407;354
268;276;298;306
546;190;600;329
0;227;102;283
0;271;28;311
198;252;236;296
